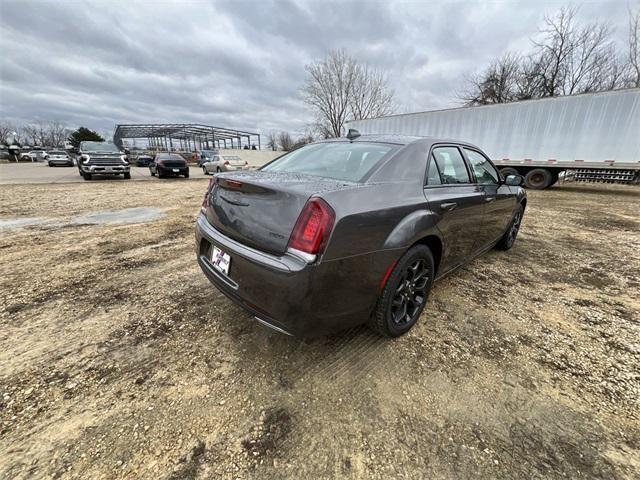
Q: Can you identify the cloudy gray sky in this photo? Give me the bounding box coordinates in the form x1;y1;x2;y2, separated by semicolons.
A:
0;0;634;138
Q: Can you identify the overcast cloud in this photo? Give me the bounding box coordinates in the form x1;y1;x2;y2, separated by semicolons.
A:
0;0;634;138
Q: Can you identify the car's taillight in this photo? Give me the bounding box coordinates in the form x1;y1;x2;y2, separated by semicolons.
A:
224;161;230;166
201;177;216;212
287;198;335;261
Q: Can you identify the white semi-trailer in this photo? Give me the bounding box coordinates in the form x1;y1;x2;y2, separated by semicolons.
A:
347;88;640;189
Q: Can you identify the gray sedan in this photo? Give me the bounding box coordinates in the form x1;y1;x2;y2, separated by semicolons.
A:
196;131;526;338
202;155;249;175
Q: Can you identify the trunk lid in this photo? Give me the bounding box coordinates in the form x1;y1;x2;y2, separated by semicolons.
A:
205;171;356;254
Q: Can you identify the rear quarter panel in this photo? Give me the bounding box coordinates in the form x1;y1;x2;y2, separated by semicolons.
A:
321;180;440;261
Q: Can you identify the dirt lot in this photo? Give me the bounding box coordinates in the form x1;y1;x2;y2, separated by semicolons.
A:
0;179;638;479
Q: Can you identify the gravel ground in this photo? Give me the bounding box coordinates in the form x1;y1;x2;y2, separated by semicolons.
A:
0;180;638;479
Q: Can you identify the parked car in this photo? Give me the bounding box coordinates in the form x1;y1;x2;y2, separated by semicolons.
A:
197;149;220;167
77;141;130;180
196;132;526;338
47;150;73;167
135;154;154;167
202;155;249;174
150;153;189;178
22;150;48;162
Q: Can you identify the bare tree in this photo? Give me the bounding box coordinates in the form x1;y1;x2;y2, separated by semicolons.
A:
265;131;278;151
349;66;395;119
302;49;395;137
533;6;621;96
302;50;358;138
277;131;295;151
0;122;15;145
47;121;69;147
628;7;640;87
460;5;632;106
21;124;39;146
459;53;523;105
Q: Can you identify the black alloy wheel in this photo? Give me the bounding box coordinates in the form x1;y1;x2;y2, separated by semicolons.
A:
390;258;430;326
496;204;524;250
369;244;434;337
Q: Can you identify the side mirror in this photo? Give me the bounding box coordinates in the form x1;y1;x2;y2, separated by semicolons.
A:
505;174;523;186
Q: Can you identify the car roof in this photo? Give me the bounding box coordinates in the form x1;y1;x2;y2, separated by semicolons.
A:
318;134;482;150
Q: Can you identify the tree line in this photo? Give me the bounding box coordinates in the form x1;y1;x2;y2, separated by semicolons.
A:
459;6;640;105
0;122;104;149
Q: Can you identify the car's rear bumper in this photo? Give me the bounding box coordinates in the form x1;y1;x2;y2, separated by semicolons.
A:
49;160;73;166
195;214;401;337
158;166;189;176
221;165;250;172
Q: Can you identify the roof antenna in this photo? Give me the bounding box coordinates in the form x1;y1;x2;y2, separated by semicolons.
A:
346;129;361;142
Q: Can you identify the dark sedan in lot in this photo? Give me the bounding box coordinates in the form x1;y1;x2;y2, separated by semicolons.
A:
150;153;189;178
196;131;526;338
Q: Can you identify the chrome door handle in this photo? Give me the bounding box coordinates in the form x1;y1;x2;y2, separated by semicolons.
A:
440;202;457;211
485;197;496;203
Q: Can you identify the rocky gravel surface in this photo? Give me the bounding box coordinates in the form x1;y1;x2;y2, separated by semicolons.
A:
0;180;638;479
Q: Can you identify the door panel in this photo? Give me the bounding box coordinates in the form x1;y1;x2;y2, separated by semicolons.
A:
481;184;516;245
424;185;485;272
463;148;515;247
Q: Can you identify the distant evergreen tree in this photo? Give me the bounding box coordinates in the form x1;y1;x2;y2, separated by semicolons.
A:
67;127;104;148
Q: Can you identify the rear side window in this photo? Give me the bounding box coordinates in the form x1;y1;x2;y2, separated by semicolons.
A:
464;148;499;184
426;158;441;185
432;147;470;184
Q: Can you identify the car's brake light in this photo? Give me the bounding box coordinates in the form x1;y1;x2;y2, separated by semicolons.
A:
287;198;335;261
201;177;216;212
224;160;230;165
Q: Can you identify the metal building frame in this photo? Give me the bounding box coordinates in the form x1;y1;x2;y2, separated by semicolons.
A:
113;123;260;151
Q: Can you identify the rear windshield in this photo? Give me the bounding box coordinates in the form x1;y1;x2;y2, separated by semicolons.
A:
261;142;398;182
222;156;242;161
50;151;66;155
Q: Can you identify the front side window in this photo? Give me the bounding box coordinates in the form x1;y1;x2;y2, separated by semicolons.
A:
464;148;499;184
431;147;470;184
261;142;399;182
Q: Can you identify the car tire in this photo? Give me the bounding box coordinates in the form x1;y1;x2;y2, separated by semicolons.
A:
524;168;552;189
48;162;53;167
150;169;155;176
157;170;163;179
368;245;434;338
202;167;208;175
496;204;524;250
216;167;221;173
184;171;189;178
124;172;131;179
82;172;92;181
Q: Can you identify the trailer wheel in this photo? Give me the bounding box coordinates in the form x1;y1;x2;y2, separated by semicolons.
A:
499;167;520;179
524;168;552;189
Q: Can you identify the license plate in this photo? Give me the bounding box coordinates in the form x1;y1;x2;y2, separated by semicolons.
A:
172;168;179;172
210;246;231;275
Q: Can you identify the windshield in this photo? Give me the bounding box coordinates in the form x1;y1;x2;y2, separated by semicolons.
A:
81;142;120;153
261;142;398;182
50;151;66;155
